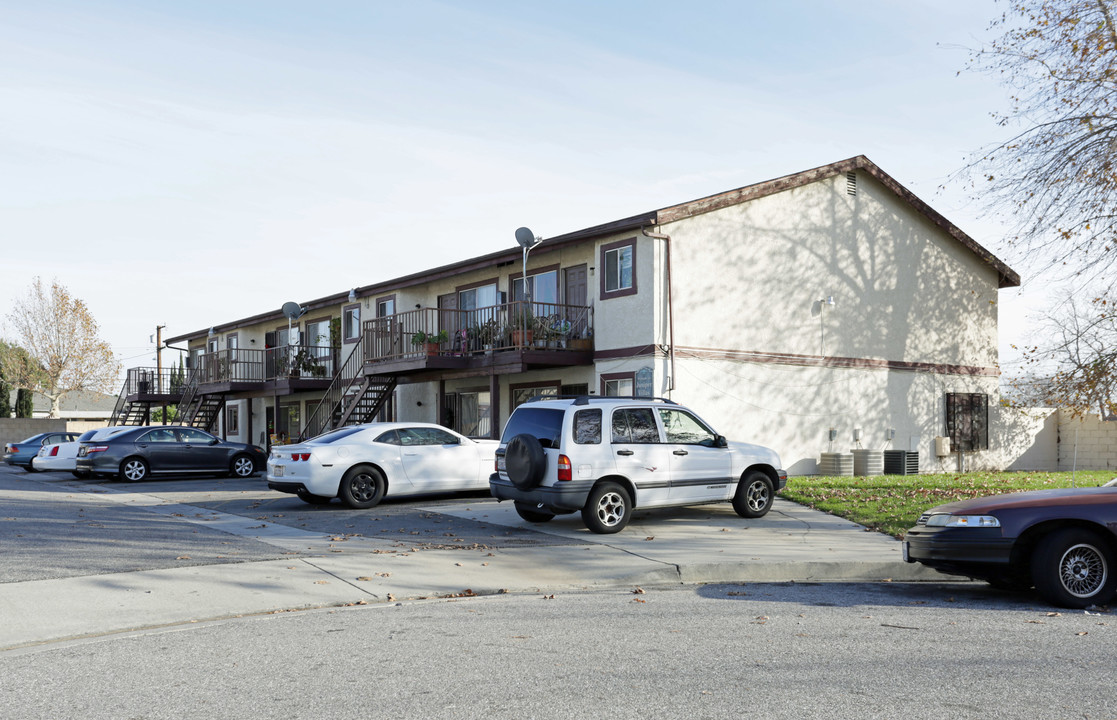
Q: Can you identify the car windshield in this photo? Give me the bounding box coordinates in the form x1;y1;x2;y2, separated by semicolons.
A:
500;408;565;449
308;427;365;444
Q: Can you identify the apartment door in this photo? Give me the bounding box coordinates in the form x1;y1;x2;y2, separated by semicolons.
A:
564;264;588;336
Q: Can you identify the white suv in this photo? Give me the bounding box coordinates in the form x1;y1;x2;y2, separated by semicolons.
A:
489;396;786;534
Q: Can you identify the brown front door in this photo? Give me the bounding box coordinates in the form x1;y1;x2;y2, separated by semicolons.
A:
564;264;589;336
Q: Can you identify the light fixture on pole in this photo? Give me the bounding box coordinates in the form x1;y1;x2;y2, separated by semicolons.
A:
515;227;543;348
819;295;835;355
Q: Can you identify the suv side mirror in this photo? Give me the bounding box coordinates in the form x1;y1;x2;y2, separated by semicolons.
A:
714;435;728;448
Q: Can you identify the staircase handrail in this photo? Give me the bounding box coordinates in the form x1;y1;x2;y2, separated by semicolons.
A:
299;334;366;441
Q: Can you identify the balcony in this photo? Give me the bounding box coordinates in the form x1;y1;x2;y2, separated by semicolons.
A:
120;367;187;400
360;300;594;379
185;345;337;393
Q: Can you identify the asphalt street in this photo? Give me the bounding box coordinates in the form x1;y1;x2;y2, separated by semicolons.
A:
2;582;1112;720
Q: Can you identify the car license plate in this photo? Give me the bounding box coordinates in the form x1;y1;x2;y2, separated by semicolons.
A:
901;541;910;563
273;465;285;477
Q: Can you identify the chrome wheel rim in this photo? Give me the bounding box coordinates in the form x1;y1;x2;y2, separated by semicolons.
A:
594;491;625;527
233;458;254;476
1060;543;1107;598
123;461;145;481
746;480;770;512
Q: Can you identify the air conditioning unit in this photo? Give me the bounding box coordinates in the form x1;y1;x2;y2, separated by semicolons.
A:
934;436;952;457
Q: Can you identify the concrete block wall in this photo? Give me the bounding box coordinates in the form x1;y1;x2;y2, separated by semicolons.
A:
1058;412;1117;471
1;419;104;451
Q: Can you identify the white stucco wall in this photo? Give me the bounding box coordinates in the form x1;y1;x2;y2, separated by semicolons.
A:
663;171;1001;368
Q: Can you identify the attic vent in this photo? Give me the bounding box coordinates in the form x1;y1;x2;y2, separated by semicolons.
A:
846;172;857;196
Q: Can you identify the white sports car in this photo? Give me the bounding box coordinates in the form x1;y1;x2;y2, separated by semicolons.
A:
266;423;498;508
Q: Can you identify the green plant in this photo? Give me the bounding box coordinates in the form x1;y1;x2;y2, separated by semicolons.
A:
411;330;449;346
471;319;501;346
15;388;33;418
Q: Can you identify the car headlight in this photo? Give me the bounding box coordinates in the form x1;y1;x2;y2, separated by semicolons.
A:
925;514;1000;528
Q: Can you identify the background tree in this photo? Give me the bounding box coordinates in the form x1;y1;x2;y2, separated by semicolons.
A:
2;278;121;418
958;0;1117;277
0;372;10;418
15;388;34;418
1004;293;1117;416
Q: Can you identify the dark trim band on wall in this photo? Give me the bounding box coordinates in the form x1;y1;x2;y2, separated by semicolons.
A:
676;346;1000;377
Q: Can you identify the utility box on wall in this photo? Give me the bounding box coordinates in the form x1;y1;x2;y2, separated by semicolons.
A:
934;436;952;457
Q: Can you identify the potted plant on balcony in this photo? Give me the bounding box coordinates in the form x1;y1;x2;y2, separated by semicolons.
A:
472;318;501;355
411;330;449;356
509;307;535;347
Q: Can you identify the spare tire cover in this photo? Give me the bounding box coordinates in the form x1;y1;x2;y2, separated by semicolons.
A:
505;434;547;490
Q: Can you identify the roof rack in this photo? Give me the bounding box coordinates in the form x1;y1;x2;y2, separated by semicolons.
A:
570;395;677;406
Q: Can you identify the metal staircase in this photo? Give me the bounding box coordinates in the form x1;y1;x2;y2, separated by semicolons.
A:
299;334;396;441
109;378;150;426
176;368;224;431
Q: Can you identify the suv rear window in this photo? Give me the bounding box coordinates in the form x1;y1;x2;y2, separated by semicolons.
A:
501;407;565;448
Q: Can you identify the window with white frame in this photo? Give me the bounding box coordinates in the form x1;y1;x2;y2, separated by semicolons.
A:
600;239;637;299
343;304;361;343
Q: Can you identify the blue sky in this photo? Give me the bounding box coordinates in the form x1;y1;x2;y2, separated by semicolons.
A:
2;0;1048;373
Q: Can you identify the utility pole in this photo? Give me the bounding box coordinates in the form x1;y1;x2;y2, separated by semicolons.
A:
155;325;166;383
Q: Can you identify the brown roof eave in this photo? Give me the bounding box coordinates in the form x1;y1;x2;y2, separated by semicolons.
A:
166;211;656;345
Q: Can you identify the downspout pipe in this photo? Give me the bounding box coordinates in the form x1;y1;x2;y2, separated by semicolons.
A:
641;225;675;393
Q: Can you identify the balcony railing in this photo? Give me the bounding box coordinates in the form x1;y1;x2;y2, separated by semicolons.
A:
183;345;336;385
361;300;593;364
264;344;336;380
122;367;188;396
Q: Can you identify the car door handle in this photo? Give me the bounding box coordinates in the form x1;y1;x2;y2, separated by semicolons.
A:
617;449;634;456
673;450;689;456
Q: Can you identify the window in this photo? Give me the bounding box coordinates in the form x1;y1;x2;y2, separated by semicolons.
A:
141;428;178;443
177;428;214;444
459;283;498;311
376;296;395;318
600;238;637;299
458;391;491;438
226;405;239;435
499;407;565;448
657;408;716;445
511;270;558;306
207;336;219;354
946;393;989;452
305;318;330;350
510;382;560;413
226;333;239;364
277;403;300;441
374;429;401;445
601;372;635;397
574;409;602;444
611;408;660;444
343;304;361;343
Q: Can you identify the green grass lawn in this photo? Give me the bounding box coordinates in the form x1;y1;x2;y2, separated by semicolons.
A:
781;470;1117;539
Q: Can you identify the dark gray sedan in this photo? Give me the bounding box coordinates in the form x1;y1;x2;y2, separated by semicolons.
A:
74;425;267;482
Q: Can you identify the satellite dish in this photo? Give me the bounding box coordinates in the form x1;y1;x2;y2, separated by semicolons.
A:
281;301;307;320
515;227;538;249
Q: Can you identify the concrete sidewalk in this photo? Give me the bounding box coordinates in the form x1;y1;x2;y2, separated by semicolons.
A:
0;482;941;650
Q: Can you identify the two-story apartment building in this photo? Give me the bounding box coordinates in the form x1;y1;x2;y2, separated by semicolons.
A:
113;156;1019;474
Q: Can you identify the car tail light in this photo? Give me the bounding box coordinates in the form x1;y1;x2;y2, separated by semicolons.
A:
86;445;110;454
49;446;59;457
290;453;311;461
557;454;572;482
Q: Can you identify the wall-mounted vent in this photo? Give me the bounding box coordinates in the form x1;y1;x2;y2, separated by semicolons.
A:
845;171;857;196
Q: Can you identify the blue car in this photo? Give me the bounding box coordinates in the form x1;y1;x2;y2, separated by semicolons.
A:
4;432;80;471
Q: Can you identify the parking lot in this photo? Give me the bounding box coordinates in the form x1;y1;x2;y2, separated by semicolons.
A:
2;463;933;648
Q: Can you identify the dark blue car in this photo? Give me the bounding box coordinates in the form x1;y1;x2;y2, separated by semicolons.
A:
3;432;79;471
74;425;267;482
